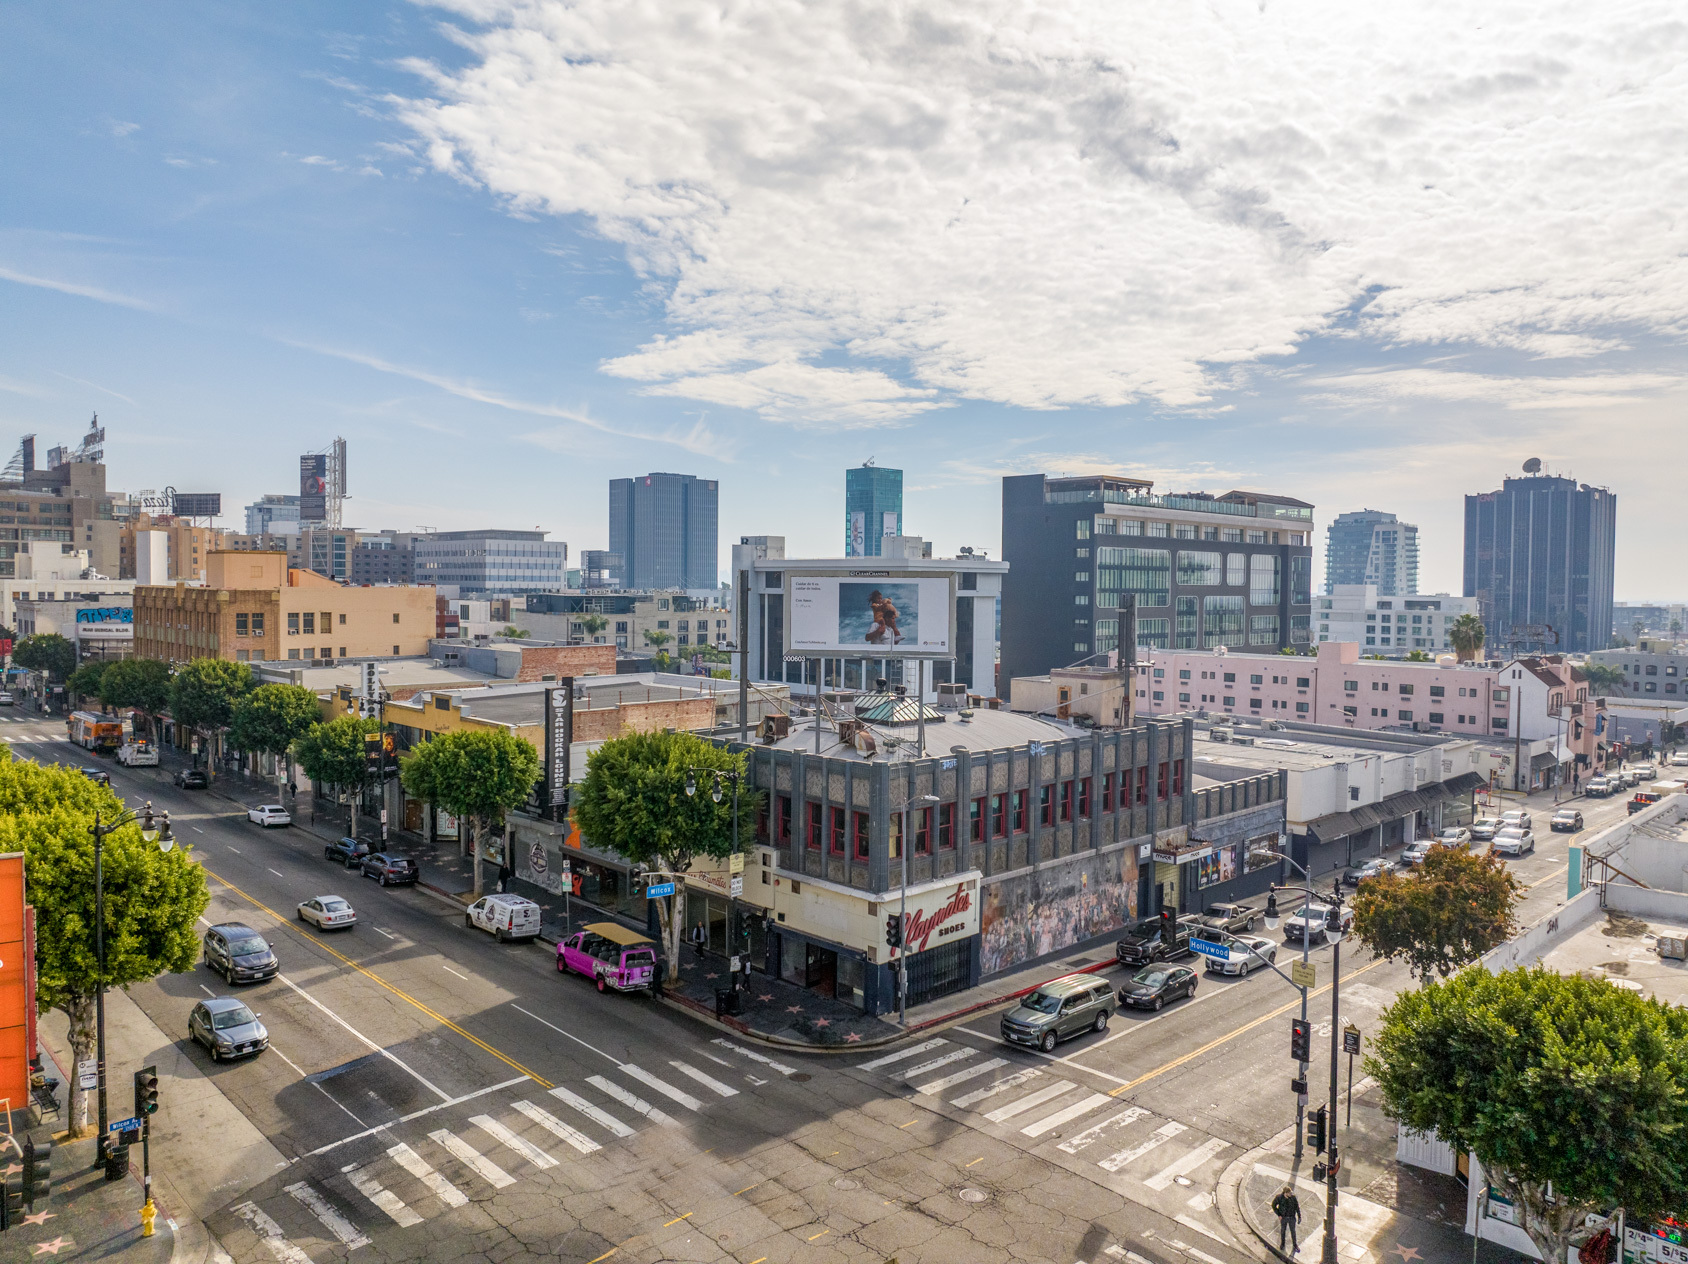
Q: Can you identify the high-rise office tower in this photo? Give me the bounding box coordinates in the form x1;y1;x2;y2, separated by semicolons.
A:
1463;470;1616;654
844;461;903;557
1325;510;1418;596
608;473;720;590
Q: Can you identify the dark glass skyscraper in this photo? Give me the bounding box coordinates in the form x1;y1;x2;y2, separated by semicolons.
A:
1463;473;1616;654
844;462;903;557
608;472;720;589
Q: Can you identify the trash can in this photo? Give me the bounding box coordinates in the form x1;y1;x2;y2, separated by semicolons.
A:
104;1142;130;1182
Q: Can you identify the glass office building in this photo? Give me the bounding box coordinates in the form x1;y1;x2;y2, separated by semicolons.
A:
413;529;566;594
844;463;903;557
608;473;719;590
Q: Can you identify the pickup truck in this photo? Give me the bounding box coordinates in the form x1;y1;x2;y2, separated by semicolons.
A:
117;740;159;767
1283;901;1354;945
1191;902;1260;936
1116;917;1194;966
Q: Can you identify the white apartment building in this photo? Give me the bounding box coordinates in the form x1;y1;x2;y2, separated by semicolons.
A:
0;542;136;631
1315;584;1479;656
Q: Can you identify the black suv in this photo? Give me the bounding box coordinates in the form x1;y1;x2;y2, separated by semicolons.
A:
361;853;419;887
203;923;278;985
174;769;208;789
1116;916;1193;966
325;836;373;867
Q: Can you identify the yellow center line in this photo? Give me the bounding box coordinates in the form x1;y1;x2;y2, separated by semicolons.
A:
1108;957;1388;1097
1530;865;1568;890
749;1257;768;1263
663;1212;693;1227
734;1183;761;1196
899;1119;917;1128
206;868;555;1089
964;1157;984;1168
585;1252;617;1264
808;1229;830;1242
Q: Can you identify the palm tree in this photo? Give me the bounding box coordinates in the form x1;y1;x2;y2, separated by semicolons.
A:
1582;663;1627;697
1449;613;1486;662
574;614;609;644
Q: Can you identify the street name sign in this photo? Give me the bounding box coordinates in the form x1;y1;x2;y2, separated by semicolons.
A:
1189;937;1230;961
645;881;676;899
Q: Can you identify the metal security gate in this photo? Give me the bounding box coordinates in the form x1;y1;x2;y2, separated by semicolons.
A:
904;938;970;1008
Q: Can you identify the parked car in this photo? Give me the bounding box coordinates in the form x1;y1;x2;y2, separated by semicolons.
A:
1635;764;1657;780
1204;934;1277;977
1001;974;1115;1051
1550;809;1584;833
1491;827;1536;857
1584;777;1612;798
361;853;419;887
187;997;268;1062
1671;752;1688;768
1191;902;1260;936
324;837;373;868
1119;964;1200;1011
1617;769;1641;788
202;923;279;984
79;767;111;786
557;923;659;994
297;896;357;931
0;691;12;706
1400;841;1436;867
1469;818;1502;840
1437;826;1472;847
247;804;291;828
1343;856;1396;886
465;893;542;942
1499;810;1534;834
174;768;208;789
1116;916;1193;966
1283;901;1354;944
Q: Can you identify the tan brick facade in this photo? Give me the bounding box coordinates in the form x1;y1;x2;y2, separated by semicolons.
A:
509;644;618;681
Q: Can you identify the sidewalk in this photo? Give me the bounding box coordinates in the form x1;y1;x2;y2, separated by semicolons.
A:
2;1126;174;1264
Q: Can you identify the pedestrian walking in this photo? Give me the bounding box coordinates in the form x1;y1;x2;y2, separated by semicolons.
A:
497;862;513;894
1271;1184;1301;1255
691;922;706;957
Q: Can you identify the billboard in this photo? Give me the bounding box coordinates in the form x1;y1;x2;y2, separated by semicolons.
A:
786;572;955;658
75;607;134;640
300;454;328;522
171;492;222;518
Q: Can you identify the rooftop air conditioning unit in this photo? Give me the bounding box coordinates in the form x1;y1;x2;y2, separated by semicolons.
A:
936;682;968;711
1231;735;1256;746
1209;729;1231;743
854;730;878;758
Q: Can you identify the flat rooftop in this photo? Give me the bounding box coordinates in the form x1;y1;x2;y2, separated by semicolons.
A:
765;706;1070;761
1538;911;1688;1009
254;657;496;690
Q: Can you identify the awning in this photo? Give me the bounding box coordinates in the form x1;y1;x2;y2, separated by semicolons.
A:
1442;772;1487;795
1348;803;1384;830
1530;751;1560;772
1304;811;1361;843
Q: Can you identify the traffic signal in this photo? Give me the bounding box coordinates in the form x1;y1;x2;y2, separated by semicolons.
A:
1306;1104;1327;1152
1290;1017;1310;1063
885;914;903;950
134;1065;159;1116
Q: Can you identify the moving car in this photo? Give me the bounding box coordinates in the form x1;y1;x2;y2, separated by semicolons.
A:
324;836;373;868
1491;827;1535;857
247;804;291;828
1671;752;1688;768
297;896;357;931
1000;974;1115;1051
1629;792;1662;815
1617;769;1641;788
1437;826;1472;847
174;768;208;789
465;893;542;942
1192;902;1260;936
188;997;268;1062
1343;856;1396;886
117;739;158;767
1283;902;1354;944
557;922;658;994
1204;934;1277;977
1118;964;1199;1011
1400;841;1436;867
1635;764;1656;780
202;923;279;984
0;691;12;706
1116;916;1193;966
361;853;418;887
1584;777;1612;798
1469;818;1502;840
1550;809;1584;833
1499;810;1534;834
79;767;111;786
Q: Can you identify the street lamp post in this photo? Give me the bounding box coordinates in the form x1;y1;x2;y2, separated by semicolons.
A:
1259;852;1317;1163
686;766;744;991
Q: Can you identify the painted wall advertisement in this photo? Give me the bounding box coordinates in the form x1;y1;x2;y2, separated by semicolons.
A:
786;573;954;657
979;849;1137;976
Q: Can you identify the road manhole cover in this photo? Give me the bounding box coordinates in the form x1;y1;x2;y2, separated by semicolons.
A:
832;1177;860;1190
958;1188;988;1203
791;1073;812;1082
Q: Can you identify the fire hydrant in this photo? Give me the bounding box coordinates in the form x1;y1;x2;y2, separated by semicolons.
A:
140;1198;157;1237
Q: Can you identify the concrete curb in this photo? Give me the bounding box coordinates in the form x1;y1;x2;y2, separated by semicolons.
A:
1220;1135;1302;1264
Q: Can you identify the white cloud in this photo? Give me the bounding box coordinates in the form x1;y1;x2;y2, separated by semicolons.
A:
397;1;1688;425
1303;367;1684;411
0;265;154;311
942;451;1247;489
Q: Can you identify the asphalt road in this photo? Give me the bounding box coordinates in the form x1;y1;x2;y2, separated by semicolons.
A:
9;711;1636;1264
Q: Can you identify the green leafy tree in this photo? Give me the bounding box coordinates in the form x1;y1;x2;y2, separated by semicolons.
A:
574;614;608;643
169;658;253;781
1368;966;1688;1262
499;625;531;639
66;660;109;708
1403;649;1432;663
13;632;76;682
695;642;731;664
295;714;379;835
642;629;672;650
0;752;208;1135
572;731;758;977
230;684;322;795
1449;613;1487;662
98;658;174;738
1351;846;1521;979
400;729;540;896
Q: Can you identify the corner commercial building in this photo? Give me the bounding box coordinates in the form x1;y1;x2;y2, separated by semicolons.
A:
1324;509;1417;596
609;472;718;590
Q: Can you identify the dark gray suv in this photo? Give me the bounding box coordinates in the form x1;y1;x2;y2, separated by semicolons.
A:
203;923;278;985
1000;974;1115;1052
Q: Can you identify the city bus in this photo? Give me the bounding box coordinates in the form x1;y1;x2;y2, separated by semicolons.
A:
68;710;130;753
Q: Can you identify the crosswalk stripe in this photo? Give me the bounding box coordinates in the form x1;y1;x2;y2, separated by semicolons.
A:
1057;1106;1149;1155
1020;1092;1112;1138
386;1141;468;1208
471;1113;558;1169
1143;1137;1230;1191
913;1057;1007;1096
341;1163;423;1227
857;1038;947;1070
549;1086;635;1138
1098;1121;1186;1173
711;1038;797;1076
587;1075;679;1126
982;1080;1076;1124
512;1100;600;1155
234;1200;313;1264
284;1181;370;1249
620;1064;703;1110
428;1128;515;1188
951;1068;1042;1109
670;1061;739;1097
899;1049;974;1080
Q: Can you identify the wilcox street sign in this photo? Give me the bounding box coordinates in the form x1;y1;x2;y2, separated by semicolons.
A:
1189;937;1230;961
644;882;676;899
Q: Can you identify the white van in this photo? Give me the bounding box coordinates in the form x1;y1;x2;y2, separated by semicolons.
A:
117;740;159;767
465;894;542;943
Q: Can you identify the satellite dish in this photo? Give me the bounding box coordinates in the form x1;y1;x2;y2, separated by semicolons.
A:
1522;457;1542;474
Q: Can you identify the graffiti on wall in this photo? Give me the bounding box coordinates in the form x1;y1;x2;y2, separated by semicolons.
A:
980;849;1137;976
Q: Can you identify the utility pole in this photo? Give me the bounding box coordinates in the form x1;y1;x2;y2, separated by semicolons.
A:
737;568;750;745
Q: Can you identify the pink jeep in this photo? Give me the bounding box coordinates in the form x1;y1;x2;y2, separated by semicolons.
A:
557;922;658;995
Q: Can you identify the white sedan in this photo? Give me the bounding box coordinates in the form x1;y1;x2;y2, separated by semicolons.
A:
247;804;292;828
1204;934;1278;977
1492;827;1536;857
297;896;357;931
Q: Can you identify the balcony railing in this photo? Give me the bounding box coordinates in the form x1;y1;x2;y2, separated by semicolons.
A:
1044;489;1313;521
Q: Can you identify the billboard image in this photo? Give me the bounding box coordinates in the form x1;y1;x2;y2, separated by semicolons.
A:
300;453;328;522
787;574;954;657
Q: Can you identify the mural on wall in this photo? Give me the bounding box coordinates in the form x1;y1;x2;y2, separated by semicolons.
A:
980;849;1137;976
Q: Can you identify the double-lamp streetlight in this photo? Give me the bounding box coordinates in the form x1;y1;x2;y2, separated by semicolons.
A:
684;767;745;990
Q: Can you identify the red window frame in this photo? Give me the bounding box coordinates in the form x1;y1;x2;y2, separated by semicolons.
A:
1136;766;1149;805
1059;780;1073;823
938;802;956;850
852;811;871;861
827;805;845;855
1172;759;1184;796
1012;789;1028;833
1102;772;1114;813
1156;762;1169;800
1040;784;1054;827
889;812;903;858
970;797;985;843
807;800;823;850
777;794;792;844
915;807;933;855
1078;776;1092;818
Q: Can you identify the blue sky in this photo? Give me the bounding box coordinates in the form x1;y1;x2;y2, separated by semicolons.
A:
4;3;1684;598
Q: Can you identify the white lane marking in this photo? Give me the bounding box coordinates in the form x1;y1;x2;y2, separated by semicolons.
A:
700;1051;734;1068
548;1085;634;1138
1099;1121;1187;1173
374;927;397;940
1020;1091;1112;1138
1174;1214;1233;1246
1104;1248;1156;1264
273;973;449;1101
225;846;237;852
1165;1240;1228;1264
669;1061;739;1098
511;1100;599;1155
710;1038;797;1076
899;1049;974;1080
956;1025;1132;1087
1144;1137;1229;1191
471;1112;557;1169
428;1128;514;1189
284;1181;370;1249
510;1003;620;1064
857;1038;947;1070
192;826;204;833
304;1076;530;1159
619;1064;702;1111
270;1046;366;1127
340;1163;422;1227
269;868;285;878
200;984;216;998
1058;1106;1149;1155
913;1057;1006;1096
233;1201;311;1264
442;966;468;980
586;1075;678;1127
951;1068;1042;1109
982;1080;1076;1124
386;1141;468;1208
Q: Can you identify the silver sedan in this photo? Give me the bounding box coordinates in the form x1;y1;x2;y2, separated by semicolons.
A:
297;895;357;931
1206;934;1278;976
